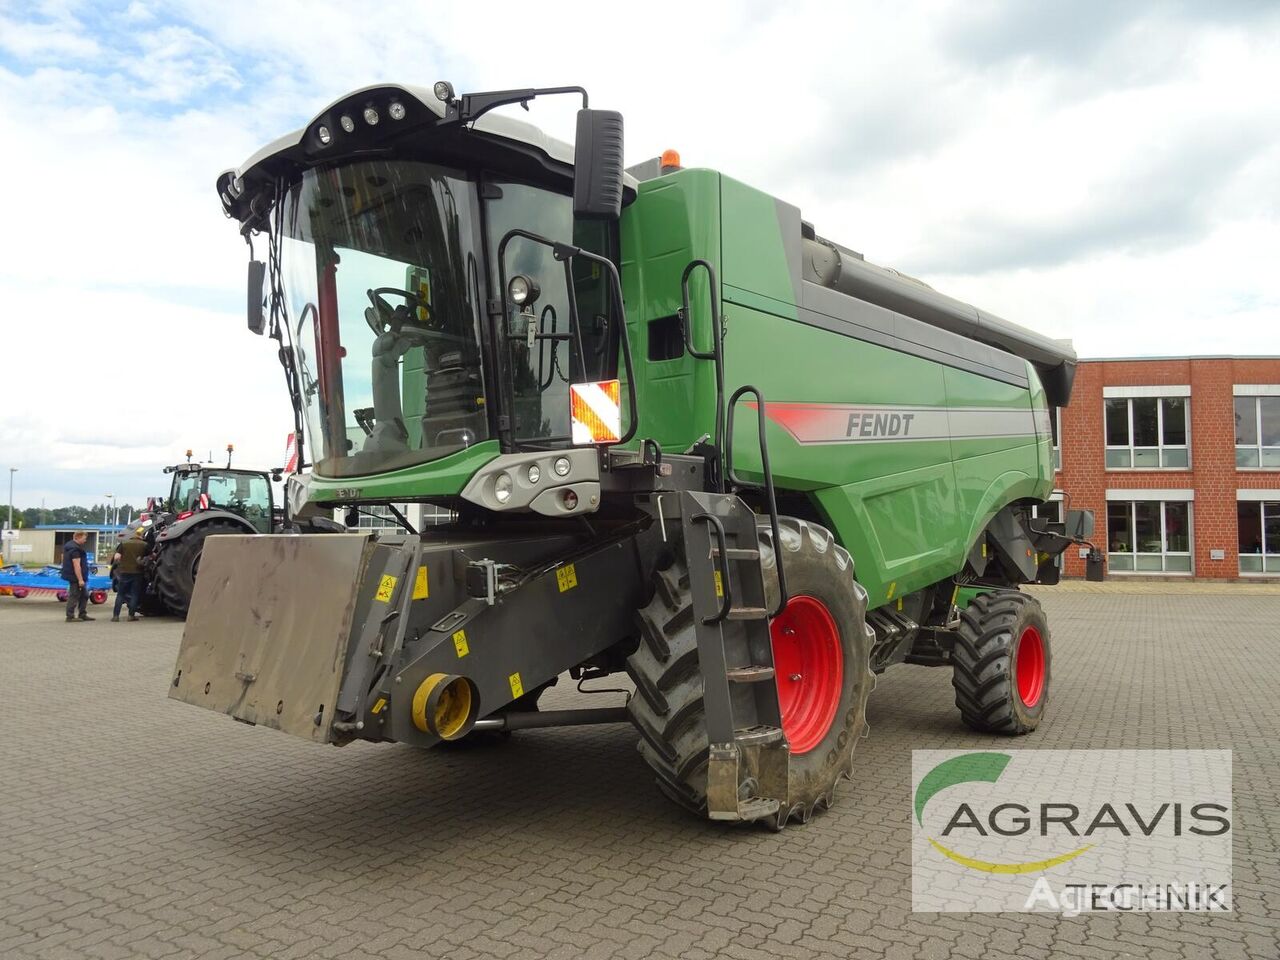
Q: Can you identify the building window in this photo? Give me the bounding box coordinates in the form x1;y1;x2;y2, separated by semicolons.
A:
1031;499;1063;525
356;505;408;529
1050;407;1062;472
1104;397;1189;469
421;503;456;526
355;503;456;528
1106;499;1192;573
1234;395;1280;469
1031;498;1065;571
1238;500;1280;574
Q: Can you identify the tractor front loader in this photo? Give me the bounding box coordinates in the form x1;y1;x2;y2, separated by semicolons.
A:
171;80;1091;827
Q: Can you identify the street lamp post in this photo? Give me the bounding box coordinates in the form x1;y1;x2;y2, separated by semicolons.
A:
103;494;116;527
5;468;15;563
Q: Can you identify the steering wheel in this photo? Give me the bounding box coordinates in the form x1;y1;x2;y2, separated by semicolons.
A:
366;287;433;336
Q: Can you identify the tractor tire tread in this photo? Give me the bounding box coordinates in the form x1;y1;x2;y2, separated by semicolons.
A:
950;590;1048;734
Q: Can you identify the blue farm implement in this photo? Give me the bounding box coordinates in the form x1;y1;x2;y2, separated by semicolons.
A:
0;566;110;605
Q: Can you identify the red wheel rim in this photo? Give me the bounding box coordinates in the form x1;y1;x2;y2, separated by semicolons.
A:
770;595;844;754
1016;625;1045;708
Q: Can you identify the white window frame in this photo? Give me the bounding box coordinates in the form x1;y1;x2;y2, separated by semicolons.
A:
419;503;456;527
1103;393;1190;471
1052;407;1062;472
355;504;405;529
1031;493;1065;570
352;504;457;528
1104;495;1194;575
1030;492;1065;525
1237;494;1280;576
1232;387;1280;471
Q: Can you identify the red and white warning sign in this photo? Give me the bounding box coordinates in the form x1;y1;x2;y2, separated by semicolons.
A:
284;432;299;473
570;380;622;445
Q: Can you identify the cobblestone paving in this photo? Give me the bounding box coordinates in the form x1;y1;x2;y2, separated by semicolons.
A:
1;588;1277;959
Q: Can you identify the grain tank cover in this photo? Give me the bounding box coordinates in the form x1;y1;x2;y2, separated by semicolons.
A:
804;236;1076;405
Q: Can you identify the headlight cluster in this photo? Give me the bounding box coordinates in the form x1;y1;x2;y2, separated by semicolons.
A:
315;97;409;148
492;457;571;504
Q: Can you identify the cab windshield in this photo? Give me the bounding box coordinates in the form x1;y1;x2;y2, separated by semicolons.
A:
279;160;488;477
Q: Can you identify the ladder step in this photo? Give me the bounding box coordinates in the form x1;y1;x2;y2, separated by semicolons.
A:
726;665;775;683
710;546;761;562
737;797;781;820
725;606;769;621
734;724;785;746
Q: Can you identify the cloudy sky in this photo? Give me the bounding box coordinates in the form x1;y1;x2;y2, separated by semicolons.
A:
2;0;1278;509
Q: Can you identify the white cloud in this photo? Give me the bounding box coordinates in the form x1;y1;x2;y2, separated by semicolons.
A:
2;1;1278;508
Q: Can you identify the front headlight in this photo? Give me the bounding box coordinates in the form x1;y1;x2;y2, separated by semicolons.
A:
494;473;513;504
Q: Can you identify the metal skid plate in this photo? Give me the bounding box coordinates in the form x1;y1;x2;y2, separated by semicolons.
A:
168;534;375;742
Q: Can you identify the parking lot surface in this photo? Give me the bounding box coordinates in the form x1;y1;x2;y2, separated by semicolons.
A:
1;586;1278;960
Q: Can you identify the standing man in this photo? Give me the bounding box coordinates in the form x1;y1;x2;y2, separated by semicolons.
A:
111;527;148;622
60;531;95;622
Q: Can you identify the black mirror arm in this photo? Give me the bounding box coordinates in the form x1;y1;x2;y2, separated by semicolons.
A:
454;86;588;125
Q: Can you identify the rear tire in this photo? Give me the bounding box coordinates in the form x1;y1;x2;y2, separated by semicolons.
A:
951;591;1050;734
626;517;875;827
153;521;244;619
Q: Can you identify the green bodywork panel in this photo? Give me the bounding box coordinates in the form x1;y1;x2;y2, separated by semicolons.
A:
621;171;1052;608
953;584;998;610
619;169;723;447
307;167;1054;607
305;441;500;503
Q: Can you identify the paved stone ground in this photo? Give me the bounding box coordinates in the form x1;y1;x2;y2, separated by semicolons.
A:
1;588;1277;960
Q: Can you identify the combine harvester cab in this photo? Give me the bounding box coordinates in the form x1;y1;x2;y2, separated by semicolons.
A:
172;80;1093;828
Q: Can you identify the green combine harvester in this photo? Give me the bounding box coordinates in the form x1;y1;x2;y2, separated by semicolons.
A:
172;81;1093;828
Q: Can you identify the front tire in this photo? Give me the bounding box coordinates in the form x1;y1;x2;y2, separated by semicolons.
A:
951;591;1051;734
626;517;875;826
153;521;244;619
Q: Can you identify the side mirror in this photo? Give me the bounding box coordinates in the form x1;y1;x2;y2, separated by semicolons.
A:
572;109;624;220
247;260;266;335
1065;509;1095;541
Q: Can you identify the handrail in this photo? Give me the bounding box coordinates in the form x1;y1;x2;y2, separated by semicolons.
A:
679;259;725;492
692;512;733;624
725;385;787;617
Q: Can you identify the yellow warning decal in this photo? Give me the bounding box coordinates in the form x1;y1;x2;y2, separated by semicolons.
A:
453;629;469;658
713;570;723;598
413;566;429;600
508;672;524;698
887;580;897;600
981;542;988;558
897;597;904;611
951;585;960;606
375;574;397;603
371;698;387;715
556;563;578;593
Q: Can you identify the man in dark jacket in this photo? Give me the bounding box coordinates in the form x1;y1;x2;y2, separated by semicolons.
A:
60;531;95;622
111;528;148;621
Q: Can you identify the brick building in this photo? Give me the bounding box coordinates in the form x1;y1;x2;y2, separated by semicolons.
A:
1052;356;1280;580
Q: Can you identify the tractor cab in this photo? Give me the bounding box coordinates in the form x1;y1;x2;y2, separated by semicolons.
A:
224;83;636;513
158;465;279;534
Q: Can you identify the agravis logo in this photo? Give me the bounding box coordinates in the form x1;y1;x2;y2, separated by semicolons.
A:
911;750;1232;913
914;753;1094;874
